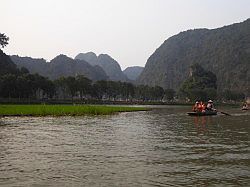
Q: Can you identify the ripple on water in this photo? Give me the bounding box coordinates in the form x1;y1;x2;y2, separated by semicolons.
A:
0;106;249;186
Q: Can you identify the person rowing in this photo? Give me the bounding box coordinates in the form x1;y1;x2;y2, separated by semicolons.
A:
242;102;248;110
188;100;217;116
206;100;216;111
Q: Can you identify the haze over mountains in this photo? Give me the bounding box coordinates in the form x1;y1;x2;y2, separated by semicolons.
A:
11;55;108;81
75;52;128;82
123;66;144;81
6;18;250;95
137;19;250;94
11;52;138;82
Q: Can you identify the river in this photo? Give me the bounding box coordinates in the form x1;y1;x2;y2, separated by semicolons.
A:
0;105;249;186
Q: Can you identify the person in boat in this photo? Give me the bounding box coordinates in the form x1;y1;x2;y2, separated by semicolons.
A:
192;101;199;112
206;100;216;111
197;101;206;112
242;102;248;110
197;101;202;112
201;101;206;112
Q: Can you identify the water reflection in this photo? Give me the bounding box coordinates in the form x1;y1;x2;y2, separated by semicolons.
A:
194;116;208;134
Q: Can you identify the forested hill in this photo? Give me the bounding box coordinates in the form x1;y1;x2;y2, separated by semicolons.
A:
11;56;48;76
11;55;109;81
137;19;250;94
0;49;17;75
75;52;128;82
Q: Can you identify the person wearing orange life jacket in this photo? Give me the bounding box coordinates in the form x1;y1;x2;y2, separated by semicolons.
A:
197;101;203;112
192;101;199;112
201;102;206;112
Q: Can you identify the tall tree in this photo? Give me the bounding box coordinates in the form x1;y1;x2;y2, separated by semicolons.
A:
76;75;92;99
92;81;108;99
65;76;78;99
0;33;9;48
164;89;175;101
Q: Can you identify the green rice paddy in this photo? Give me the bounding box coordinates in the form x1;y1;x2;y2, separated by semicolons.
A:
0;105;148;117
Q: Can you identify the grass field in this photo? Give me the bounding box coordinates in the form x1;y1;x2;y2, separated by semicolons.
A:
0;105;148;116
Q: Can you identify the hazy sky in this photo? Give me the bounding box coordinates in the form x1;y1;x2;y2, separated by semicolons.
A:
2;0;250;70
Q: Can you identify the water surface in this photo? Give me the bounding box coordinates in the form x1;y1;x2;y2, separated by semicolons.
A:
0;106;249;186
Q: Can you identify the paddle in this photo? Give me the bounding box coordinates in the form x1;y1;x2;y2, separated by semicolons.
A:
218;110;231;116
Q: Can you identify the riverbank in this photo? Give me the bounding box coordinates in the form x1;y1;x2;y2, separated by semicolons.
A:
0;98;242;107
0;105;149;117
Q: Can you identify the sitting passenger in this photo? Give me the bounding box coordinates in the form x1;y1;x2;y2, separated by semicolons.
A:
192;101;199;112
202;102;206;112
198;101;205;112
242;102;248;109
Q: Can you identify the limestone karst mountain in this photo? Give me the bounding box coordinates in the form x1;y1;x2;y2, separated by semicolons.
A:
75;52;128;82
11;54;108;81
123;66;144;81
137;19;250;94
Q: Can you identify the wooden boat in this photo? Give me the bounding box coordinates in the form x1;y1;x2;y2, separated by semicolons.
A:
187;110;217;116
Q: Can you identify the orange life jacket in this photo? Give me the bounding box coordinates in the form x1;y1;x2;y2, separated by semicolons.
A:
197;103;203;111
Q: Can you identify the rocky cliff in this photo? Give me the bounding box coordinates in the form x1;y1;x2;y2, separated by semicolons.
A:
137;19;250;94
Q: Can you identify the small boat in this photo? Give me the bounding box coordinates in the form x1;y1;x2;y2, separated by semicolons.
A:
242;103;249;110
187;110;217;116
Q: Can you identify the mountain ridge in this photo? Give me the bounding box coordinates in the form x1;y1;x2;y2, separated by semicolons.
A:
11;54;109;81
137;19;250;94
75;52;128;82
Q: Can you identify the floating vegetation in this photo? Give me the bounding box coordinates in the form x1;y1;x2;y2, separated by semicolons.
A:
0;105;148;117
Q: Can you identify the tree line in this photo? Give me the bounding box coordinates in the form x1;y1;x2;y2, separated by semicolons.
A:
0;61;245;103
0;71;176;102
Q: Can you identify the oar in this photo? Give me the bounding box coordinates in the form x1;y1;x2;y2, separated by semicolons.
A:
218;110;231;116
